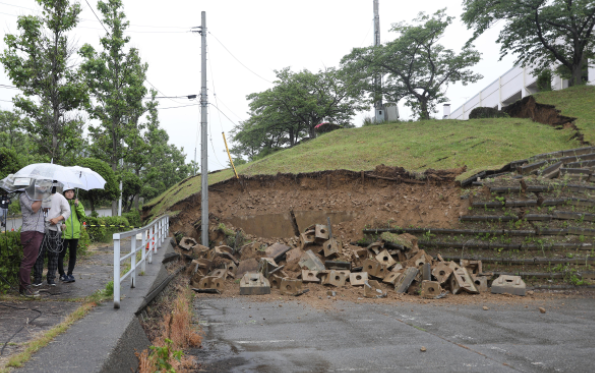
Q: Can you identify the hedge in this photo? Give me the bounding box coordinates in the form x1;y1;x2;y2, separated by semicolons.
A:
82;216;132;242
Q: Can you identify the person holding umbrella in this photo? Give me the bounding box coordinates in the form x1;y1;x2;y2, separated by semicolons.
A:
32;181;70;287
58;184;85;283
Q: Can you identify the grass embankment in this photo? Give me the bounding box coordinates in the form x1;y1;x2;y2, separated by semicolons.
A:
534;85;595;143
147;116;583;217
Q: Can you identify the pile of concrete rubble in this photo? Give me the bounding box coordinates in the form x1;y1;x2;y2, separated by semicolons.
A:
177;224;526;298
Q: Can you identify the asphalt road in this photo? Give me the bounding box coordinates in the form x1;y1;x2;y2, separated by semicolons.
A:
191;295;595;373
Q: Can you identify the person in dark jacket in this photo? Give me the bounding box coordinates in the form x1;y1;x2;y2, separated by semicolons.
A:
58;186;85;283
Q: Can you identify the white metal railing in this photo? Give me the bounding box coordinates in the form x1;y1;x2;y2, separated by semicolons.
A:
112;215;169;309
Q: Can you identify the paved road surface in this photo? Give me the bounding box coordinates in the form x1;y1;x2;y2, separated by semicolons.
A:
3;208;112;231
191;296;595;373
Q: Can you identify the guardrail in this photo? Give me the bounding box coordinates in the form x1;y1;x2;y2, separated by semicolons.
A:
113;215;169;309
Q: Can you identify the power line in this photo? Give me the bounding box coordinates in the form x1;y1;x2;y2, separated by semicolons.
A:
83;0;108;33
158;103;199;110
208;31;273;84
209;103;240;127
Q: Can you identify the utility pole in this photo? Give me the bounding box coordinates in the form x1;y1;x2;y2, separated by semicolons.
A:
373;0;384;123
199;11;209;247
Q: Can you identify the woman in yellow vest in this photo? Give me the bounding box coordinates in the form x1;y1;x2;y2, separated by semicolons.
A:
59;186;86;283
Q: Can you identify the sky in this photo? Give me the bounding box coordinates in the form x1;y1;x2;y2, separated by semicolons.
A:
0;0;517;172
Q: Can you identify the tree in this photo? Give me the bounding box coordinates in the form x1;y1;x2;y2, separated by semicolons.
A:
232;67;364;160
0;110;30;151
75;158;119;212
0;0;89;164
341;9;482;120
79;0;148;215
462;0;595;86
0;147;22;180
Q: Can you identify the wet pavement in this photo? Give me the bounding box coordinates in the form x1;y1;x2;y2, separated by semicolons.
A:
191;295;595;373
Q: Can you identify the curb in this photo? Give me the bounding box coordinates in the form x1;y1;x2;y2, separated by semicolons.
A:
18;238;176;373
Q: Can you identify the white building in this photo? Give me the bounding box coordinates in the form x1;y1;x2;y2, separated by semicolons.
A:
446;64;595;120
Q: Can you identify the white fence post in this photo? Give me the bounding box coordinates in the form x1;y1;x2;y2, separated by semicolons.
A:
113;233;121;309
130;234;136;288
141;232;147;271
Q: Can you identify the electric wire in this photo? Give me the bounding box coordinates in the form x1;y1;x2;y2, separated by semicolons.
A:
359;19;374;48
83;0;108;34
208;31;273;84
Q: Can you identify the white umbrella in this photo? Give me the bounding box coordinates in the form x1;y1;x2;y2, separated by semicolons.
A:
66;166;106;191
12;163;85;189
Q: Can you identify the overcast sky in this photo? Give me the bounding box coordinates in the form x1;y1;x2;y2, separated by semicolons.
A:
0;0;517;171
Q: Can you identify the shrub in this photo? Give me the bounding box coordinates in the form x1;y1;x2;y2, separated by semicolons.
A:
0;230;22;293
468;107;509;119
123;208;141;228
82;216;131;242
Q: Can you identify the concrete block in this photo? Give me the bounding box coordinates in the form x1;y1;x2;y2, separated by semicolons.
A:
325;260;351;270
280;278;303;295
322;271;348;287
375;249;397;268
258;257;278;278
285;247;304;266
450;267;479;294
179;237;197;251
298;250;325;271
349;272;368;286
491;275;526;296
395;267;419;293
323;238;340;257
315;224;330;243
473;276;489;292
208;268;227;279
301;270;320;283
432;262;453;284
391;263;404;272
269;274;282;289
421;281;442;299
366;242;383;255
362;259;388;279
197;276;216;289
422;263;432;281
461;259;482;277
382;271;401;285
300;231;315;249
211;278;224;292
214;245;233;255
240;272;271;295
236;258;259;278
226;261;237;275
265;242;291;262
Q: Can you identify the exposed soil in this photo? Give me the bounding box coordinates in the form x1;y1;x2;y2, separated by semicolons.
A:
168;168;469;243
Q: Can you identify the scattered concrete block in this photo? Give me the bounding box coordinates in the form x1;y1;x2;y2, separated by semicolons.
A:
375;249;397;268
301;270;320;283
322;271;347;287
179;237;198;251
450;267;479;294
285;247;304;266
280;278;303;295
366;241;383;255
258;258;278;278
422;263;432;281
362;259;388;279
236;258;259;278
382;271;401;285
349;272;368;286
461;259;482;277
391;263;403;272
473;276;489;292
408;250;432;269
315;224;330;243
491;275;526;296
395;267;419;293
269;274;282;289
325;260;351;270
197;276;217;289
240;272;271;295
323;238;340;257
265;242;291;262
300;231;315;249
298;250;325;271
421;281;442;299
208;268;227;279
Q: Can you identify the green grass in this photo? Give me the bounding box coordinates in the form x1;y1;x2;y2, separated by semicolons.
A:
146;116;583;217
534;85;595;143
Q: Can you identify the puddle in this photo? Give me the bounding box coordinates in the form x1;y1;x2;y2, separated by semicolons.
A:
228;211;356;238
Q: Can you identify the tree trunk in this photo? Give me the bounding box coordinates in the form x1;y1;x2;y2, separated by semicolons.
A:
571;61;584;86
420;99;430;121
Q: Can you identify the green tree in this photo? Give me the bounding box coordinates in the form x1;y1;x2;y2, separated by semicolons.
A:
0;110;30;152
0;147;22;180
0;0;89;164
341;9;482;120
79;0;147;215
233;67;364;159
461;0;595;86
76;158;119;212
